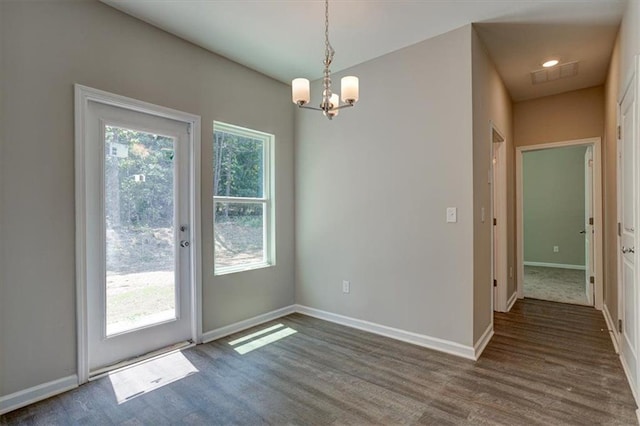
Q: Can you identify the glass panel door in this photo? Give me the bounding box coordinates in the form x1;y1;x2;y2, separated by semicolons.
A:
84;100;192;373
104;125;177;336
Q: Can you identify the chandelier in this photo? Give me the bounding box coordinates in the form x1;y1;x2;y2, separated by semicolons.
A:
291;0;359;120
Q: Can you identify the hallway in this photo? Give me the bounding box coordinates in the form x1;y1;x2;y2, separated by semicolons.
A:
486;299;636;423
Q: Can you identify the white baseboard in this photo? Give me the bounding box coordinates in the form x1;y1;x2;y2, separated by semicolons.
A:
523;261;586;270
295;304;476;360
613;314;639;410
474;323;494;359
602;303;620;354
0;375;78;415
620;351;639;408
507;292;518;312
602;305;640;417
202;305;296;344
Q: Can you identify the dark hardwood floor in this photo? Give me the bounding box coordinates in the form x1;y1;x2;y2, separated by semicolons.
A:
2;299;637;425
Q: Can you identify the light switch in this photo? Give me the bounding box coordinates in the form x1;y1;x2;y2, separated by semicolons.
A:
446;207;457;223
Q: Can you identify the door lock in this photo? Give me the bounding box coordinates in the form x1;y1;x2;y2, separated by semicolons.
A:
180;240;190;248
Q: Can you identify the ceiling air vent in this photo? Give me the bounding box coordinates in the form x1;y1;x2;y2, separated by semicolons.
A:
531;61;579;85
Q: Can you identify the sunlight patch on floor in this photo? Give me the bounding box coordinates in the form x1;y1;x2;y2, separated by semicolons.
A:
229;324;297;355
228;323;285;346
108;351;198;404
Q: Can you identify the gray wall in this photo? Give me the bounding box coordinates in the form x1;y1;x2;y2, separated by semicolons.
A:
523;146;587;266
0;0;295;396
471;29;513;340
295;25;476;346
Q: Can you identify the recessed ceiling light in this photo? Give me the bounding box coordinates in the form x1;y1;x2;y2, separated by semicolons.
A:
543;59;559;68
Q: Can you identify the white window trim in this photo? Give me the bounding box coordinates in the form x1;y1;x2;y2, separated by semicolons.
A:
213;122;275;275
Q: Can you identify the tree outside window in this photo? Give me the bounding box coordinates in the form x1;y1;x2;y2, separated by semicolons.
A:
213;122;274;274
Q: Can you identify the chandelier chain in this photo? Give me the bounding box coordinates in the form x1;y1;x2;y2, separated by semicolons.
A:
325;0;334;62
322;0;335;111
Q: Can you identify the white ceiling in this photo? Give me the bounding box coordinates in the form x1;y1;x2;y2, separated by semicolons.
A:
475;21;621;101
101;0;627;101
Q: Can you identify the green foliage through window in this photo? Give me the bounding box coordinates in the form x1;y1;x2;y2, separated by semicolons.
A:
213;122;272;273
214;131;264;198
105;126;174;229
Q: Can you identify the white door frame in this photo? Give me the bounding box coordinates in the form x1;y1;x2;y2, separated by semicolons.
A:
584;146;595;305
515;137;603;309
74;85;202;384
490;121;509;312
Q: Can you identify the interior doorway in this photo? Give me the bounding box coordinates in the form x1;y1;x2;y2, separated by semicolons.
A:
516;138;603;308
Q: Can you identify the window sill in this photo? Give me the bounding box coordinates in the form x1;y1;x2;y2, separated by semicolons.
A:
214;262;273;277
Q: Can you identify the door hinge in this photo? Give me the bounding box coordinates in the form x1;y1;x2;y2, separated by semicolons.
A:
187;123;191;135
618;222;622;237
493;218;497;226
589;276;595;284
619;319;623;333
493;279;497;287
618;125;622;140
589;217;594;226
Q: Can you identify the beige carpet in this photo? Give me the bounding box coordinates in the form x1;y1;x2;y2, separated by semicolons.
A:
523;266;589;305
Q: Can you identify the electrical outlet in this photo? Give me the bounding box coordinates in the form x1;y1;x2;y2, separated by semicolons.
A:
553;246;559;253
342;280;350;294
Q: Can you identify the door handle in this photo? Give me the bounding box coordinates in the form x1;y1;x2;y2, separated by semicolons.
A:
622;246;635;254
580;230;586;234
180;240;190;248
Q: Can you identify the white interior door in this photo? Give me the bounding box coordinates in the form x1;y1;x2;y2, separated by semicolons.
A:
584;146;594;305
85;100;193;373
619;70;638;393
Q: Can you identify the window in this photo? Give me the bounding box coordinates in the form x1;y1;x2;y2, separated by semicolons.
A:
213;122;274;274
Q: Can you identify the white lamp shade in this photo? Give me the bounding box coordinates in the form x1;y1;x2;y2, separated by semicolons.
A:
327;93;339;117
330;93;339;109
292;78;310;105
341;76;359;103
322;93;340;117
